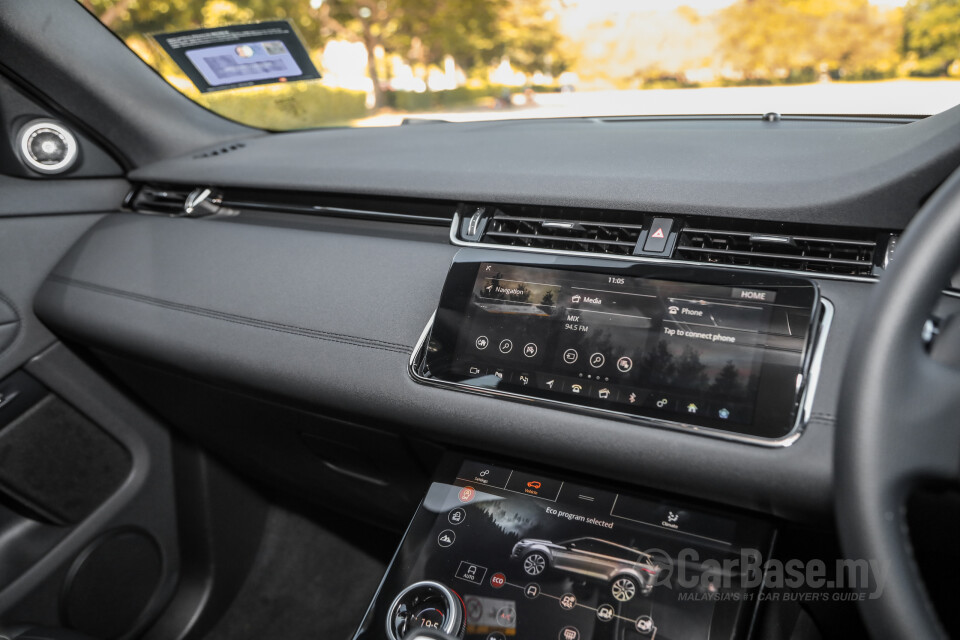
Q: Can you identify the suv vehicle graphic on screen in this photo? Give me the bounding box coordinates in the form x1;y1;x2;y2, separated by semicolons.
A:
510;536;662;601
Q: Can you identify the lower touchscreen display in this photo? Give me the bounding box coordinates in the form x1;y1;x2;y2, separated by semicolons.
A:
417;260;820;440
354;458;773;640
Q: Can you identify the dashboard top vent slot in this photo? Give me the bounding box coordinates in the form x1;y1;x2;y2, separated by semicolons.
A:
193;142;247;159
477;207;644;256
675;227;878;276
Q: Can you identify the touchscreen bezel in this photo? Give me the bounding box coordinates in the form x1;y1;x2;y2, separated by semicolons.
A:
411;250;830;447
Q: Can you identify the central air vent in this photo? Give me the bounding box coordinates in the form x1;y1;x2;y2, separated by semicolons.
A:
477;209;644;256
127;186;192;215
675;228;878;276
457;202;889;279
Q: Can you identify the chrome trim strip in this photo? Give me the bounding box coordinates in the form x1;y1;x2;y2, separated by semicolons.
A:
408;296;834;448
385;580;462;640
748;234;794;245
800;299;834;427
220;199;453;225
467;208;483;236
448;212;879;284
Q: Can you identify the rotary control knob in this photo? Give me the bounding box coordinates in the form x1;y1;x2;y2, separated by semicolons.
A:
386;581;465;640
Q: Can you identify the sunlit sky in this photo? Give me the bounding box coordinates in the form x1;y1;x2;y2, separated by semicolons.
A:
560;0;910;17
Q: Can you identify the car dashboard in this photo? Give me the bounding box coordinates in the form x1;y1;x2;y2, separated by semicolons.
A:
6;109;960;640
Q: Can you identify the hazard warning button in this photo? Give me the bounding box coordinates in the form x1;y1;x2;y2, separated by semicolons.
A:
642;217;674;253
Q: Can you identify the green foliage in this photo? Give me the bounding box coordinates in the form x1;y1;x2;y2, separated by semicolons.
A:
78;0;960;125
642;76;698;90
197;81;367;129
83;0;329;48
903;0;960;76
382;85;552;111
494;0;571;75
391;0;508;71
80;0;572;110
717;0;903;81
785;67;818;84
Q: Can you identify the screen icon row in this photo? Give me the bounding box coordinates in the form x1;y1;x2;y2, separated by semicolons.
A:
476;335;539;357
561;349;633;372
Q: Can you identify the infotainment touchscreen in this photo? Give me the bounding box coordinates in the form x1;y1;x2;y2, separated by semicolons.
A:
415;257;822;441
353;457;774;640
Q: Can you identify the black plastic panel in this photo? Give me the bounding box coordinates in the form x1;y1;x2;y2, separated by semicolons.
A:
0;345;180;638
0;74;122;178
0;388;131;524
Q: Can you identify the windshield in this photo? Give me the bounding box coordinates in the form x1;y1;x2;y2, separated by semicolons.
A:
81;0;960;129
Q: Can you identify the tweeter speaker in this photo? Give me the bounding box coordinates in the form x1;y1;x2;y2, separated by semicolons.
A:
16;119;78;175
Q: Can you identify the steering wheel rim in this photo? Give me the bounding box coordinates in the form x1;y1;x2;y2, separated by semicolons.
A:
836;165;960;640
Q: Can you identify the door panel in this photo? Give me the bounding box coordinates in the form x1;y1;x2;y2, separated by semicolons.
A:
0;212;104;380
0;345;181;639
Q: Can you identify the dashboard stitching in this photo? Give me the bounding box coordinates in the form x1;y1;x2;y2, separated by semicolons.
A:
46;275;412;353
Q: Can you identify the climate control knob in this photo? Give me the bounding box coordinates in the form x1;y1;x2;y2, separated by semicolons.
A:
386;581;465;640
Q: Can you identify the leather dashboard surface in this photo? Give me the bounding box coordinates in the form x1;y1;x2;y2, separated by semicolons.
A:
129;108;960;229
34;212;899;521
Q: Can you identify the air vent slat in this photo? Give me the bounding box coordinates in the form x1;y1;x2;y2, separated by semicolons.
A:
677;246;870;267
484;231;637;247
683;228;877;247
129;186;191;215
476;206;645;256
676;226;878;276
460;201;884;279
